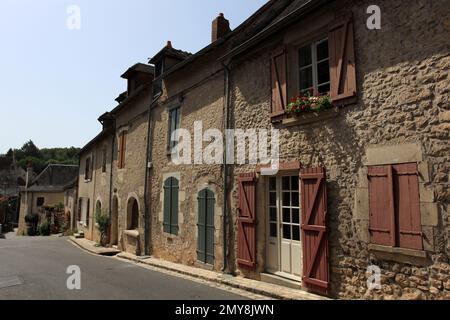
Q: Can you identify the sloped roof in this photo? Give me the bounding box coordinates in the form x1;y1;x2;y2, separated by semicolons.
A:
160;0;295;78
221;0;331;60
149;44;192;65
121;63;155;79
25;164;79;193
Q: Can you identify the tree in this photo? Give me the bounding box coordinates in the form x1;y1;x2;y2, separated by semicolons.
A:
21;140;41;158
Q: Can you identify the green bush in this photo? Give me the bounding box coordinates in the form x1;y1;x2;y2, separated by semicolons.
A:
38;220;51;236
95;210;110;247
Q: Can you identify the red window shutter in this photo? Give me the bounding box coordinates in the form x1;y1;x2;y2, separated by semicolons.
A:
300;167;329;295
368;165;396;247
237;173;257;269
329;14;357;105
271;48;287;121
393;163;423;250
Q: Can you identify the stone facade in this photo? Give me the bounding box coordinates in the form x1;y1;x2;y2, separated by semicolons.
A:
76;0;449;299
227;0;450;299
77;132;113;242
149;48;227;271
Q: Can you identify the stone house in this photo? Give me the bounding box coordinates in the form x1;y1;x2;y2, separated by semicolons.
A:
146;2;298;271
77;63;154;252
220;0;450;299
18;164;79;235
77;114;115;241
63;177;78;231
77;0;449;299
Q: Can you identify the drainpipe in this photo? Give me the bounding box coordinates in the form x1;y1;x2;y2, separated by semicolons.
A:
144;94;159;256
109;125;115;228
221;61;231;272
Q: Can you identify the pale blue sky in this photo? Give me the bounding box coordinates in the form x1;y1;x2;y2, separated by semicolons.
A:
0;0;267;153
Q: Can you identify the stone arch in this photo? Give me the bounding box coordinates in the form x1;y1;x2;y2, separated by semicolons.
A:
126;197;139;230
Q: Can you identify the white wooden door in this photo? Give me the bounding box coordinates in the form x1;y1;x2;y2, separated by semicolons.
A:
266;176;302;280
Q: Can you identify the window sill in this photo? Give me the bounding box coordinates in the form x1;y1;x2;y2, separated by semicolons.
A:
123;229;140;239
368;244;429;266
281;107;339;127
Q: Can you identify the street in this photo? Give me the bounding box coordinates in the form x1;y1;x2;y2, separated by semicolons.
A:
0;234;248;300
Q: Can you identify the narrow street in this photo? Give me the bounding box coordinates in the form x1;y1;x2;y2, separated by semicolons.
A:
0;234;248;300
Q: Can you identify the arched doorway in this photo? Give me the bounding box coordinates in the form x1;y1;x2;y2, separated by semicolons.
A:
127;198;139;230
110;196;119;246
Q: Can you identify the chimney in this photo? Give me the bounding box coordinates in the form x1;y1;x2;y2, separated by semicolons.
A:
212;13;230;43
26;161;33;188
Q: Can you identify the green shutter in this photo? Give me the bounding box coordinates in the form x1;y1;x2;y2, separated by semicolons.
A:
163;179;171;233
197;189;215;264
171;178;179;235
197;189;207;262
206;190;215;265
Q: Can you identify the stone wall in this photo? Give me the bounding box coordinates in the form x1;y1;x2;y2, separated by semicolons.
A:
112;90;152;254
149;50;226;271
229;0;450;299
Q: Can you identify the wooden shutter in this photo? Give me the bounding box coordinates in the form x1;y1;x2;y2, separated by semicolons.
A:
237;173;257;269
393;164;423;250
329;14;357;104
197;189;215;265
171;178;179;235
300;167;329;295
271;48;287;120
163;177;179;235
163;179;171;234
368;165;396;247
90;156;94;180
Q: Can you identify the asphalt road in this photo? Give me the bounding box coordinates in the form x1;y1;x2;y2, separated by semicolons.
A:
0;234;247;300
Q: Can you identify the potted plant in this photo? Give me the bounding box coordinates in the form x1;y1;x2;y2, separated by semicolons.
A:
286;91;332;116
95;209;110;247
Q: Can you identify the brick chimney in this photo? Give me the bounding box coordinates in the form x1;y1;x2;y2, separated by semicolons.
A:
212;13;230;43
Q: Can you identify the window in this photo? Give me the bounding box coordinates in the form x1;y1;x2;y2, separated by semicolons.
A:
102;148;107;173
268;176;301;241
368;163;423;251
167;107;181;152
118;131;127;169
84;157;91;181
298;38;330;95
37;197;45;207
163;177;179;235
86;198;90;227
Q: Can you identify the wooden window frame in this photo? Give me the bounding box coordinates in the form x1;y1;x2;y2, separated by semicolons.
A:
297;38;330;95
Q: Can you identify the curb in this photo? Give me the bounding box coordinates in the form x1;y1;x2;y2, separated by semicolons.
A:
116;253;328;301
68;237;120;256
